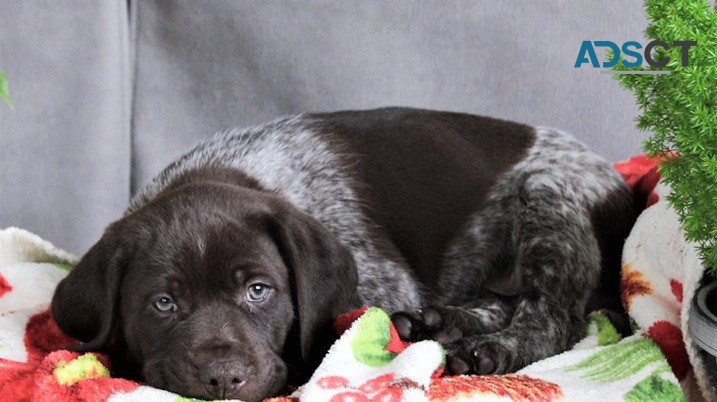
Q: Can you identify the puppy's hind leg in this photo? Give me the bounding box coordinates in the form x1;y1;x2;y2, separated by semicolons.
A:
440;174;605;375
393;170;616;375
391;129;632;375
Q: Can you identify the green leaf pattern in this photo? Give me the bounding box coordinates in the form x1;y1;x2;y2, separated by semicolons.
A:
350;307;398;367
569;337;684;401
591;312;623;346
624;372;685;402
569;338;670;382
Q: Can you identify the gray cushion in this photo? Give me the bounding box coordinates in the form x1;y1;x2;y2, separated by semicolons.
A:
0;1;130;254
1;1;648;253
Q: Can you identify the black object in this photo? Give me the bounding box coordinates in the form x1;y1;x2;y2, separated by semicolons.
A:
690;279;717;357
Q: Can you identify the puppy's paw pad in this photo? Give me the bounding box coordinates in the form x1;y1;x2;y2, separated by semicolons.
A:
472;348;498;374
447;354;472;375
391;313;416;340
444;340;510;375
390;307;444;342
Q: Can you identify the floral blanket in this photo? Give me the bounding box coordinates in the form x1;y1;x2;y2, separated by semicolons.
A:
0;156;708;401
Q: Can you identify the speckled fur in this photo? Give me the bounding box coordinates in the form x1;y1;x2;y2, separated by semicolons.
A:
131;116;631;375
130;115;422;313
425;126;632;373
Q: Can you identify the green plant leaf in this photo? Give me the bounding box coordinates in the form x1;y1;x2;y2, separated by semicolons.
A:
612;0;717;275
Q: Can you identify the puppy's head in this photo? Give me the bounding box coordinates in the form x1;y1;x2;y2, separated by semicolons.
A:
51;182;359;401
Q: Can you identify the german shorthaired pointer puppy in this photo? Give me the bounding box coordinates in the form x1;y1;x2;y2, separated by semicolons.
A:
52;107;635;401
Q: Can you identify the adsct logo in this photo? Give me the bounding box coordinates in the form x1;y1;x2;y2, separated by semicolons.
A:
575;40;697;74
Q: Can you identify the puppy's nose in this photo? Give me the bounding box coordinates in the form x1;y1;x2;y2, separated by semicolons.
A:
200;361;247;399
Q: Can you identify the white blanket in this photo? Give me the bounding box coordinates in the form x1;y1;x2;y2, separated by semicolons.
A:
0;178;707;400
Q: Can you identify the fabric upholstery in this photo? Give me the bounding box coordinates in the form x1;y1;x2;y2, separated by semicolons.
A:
1;1;648;253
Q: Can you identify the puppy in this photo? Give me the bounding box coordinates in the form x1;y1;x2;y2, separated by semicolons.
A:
52;107;635;401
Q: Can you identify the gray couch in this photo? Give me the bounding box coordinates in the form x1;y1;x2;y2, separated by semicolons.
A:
0;1;648;254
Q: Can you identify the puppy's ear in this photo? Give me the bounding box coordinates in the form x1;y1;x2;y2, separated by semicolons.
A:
51;227;131;351
269;207;359;359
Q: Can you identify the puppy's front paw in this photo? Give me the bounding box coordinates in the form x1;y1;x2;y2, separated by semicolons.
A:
390;308;518;375
390;306;464;343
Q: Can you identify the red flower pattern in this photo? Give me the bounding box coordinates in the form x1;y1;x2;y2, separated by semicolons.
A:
317;373;407;402
645;321;690;380
0;309;139;402
0;273;12;298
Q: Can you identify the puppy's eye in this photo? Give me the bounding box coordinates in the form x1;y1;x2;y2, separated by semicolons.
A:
154;295;177;312
246;284;271;302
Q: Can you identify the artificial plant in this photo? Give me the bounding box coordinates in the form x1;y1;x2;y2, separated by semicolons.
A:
612;0;717;275
0;71;10;108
